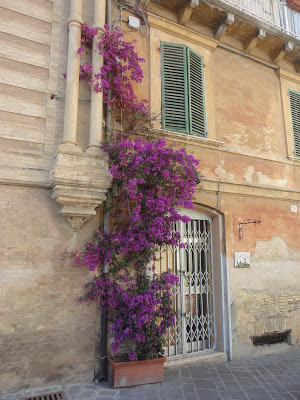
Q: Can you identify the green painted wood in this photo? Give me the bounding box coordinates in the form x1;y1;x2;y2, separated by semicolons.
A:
161;43;188;134
161;42;206;137
289;89;300;158
187;48;206;137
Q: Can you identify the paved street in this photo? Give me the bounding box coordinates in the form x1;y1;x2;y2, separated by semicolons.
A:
1;350;300;400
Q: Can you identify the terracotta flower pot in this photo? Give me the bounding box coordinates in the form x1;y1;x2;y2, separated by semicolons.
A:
107;355;167;388
286;0;300;12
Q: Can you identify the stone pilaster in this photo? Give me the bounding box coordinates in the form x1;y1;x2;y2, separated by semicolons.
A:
63;0;83;145
51;0;111;230
88;0;106;152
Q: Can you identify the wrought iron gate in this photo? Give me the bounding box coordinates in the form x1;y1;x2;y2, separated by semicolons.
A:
157;215;215;357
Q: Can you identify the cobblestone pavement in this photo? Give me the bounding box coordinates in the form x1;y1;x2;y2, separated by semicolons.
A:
1;351;300;400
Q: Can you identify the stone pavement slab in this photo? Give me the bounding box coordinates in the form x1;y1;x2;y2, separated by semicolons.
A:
1;350;300;400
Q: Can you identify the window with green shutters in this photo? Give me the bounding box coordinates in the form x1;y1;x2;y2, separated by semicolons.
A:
161;42;206;137
289;89;300;158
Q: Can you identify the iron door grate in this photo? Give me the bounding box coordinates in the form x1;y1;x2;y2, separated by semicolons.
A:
24;392;66;400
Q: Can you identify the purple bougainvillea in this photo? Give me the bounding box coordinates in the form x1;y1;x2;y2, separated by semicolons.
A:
65;135;200;360
92;25;148;115
64;23;201;361
82;270;179;360
72;23;148;115
67;135;200;275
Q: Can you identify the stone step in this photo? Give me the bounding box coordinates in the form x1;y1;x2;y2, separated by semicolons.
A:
164;350;228;368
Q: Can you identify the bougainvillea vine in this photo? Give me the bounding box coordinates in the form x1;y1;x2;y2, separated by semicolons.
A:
64;22;201;361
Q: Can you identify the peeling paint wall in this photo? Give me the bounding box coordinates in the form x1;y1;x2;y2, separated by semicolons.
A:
223;196;300;356
148;17;300;358
213;48;287;159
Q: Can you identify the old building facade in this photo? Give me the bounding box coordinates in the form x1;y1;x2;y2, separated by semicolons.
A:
0;0;299;395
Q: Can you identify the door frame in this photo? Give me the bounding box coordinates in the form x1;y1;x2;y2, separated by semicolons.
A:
163;206;232;361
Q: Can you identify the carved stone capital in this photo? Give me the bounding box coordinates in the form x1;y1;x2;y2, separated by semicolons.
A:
50;144;112;230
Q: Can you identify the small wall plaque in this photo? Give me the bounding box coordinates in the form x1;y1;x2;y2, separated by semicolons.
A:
291;205;298;213
235;252;250;268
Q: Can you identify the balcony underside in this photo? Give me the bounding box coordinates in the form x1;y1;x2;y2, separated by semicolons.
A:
149;0;300;71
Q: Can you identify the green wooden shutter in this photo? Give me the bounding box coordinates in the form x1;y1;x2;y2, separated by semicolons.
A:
161;43;189;134
187;48;206;137
289;89;300;157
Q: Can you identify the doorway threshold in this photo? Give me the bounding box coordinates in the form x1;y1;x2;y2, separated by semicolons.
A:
164;350;227;368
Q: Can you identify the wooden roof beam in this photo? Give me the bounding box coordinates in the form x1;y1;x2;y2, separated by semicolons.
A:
272;41;294;64
178;0;200;26
214;13;234;40
244;29;266;53
293;54;300;73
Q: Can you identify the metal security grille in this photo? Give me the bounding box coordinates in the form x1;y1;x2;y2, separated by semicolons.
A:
157;216;215;357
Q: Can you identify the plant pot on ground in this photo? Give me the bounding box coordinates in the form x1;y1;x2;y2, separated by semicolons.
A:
83;270;178;387
108;355;167;388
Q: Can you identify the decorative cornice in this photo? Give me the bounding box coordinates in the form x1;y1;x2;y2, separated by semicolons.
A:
198;178;300;201
147;13;218;50
277;68;300;84
150;128;224;149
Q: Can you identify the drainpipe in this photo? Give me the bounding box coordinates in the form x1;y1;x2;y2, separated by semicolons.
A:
224;256;233;360
97;0;111;382
62;0;83;146
218;43;279;71
220;213;233;361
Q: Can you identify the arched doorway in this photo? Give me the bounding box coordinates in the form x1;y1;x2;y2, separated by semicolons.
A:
155;207;231;360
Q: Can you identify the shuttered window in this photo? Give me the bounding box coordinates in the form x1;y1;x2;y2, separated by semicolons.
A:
161;42;206;137
289;89;300;158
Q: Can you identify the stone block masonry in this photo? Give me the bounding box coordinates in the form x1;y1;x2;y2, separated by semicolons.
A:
0;185;101;396
235;289;300;345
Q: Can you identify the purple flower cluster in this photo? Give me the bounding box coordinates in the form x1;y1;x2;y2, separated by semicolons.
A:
80;23;147;115
82;270;179;360
80;22;98;49
104;135;199;251
92;25;148;114
64;23;147;114
79;62;92;80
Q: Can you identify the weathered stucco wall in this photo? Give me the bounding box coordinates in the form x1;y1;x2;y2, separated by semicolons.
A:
149;18;300;359
189;187;300;356
213;47;287;159
223;196;300;355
